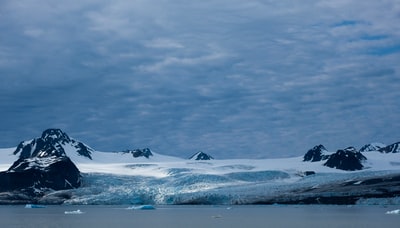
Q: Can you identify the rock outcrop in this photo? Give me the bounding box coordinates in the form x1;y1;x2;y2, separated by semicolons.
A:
123;148;153;158
189;151;214;160
379;142;400;153
324;147;366;171
303;145;329;162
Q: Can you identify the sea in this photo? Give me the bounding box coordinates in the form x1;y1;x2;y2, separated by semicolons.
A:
1;204;400;228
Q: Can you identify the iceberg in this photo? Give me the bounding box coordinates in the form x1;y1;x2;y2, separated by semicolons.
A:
386;209;400;215
25;204;46;208
64;209;85;214
127;205;156;210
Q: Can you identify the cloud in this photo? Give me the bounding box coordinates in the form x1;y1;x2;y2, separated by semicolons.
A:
145;38;184;49
0;0;399;158
136;51;229;73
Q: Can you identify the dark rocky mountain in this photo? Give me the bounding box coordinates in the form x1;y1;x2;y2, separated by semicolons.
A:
0;156;81;192
14;128;94;160
324;147;367;171
360;143;386;152
303;145;368;171
379;142;400;153
303;145;329;162
189;151;214;160
123;148;153;158
0;129;84;204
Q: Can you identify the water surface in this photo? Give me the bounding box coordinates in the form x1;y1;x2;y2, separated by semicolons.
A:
1;205;399;228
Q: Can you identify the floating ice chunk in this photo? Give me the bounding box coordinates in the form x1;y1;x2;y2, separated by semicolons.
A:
25;204;46;208
386;209;400;214
127;205;156;210
64;209;85;214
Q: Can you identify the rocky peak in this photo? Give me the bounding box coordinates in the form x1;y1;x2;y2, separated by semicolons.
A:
379;142;400;153
41;128;72;145
13;129;93;160
324;147;366;171
303;145;329;162
360;142;386;152
189;151;214;160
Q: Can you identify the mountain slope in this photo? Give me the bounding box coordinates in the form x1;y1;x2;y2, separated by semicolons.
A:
13;128;94;160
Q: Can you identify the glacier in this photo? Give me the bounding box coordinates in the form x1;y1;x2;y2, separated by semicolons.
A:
2;129;400;205
7;150;400;205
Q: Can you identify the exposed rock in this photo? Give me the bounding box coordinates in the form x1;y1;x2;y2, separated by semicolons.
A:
303;145;329;162
360;142;386;152
324;147;366;171
123;148;153;158
189;151;214;160
0;156;81;192
304;171;316;176
379;142;400;153
14;128;93;160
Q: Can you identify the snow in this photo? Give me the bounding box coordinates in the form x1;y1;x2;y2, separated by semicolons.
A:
0;148;17;171
2;146;400;205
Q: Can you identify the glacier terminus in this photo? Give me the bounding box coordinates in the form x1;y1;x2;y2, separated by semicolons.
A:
1;129;400;205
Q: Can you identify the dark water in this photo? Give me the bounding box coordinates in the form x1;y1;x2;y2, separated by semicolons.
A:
1;205;400;228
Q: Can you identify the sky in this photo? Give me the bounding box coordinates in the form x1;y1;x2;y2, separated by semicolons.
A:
0;0;399;159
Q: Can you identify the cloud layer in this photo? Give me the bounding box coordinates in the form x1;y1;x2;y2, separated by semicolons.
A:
1;0;399;158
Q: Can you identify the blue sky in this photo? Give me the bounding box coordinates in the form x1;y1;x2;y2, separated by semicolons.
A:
0;0;399;158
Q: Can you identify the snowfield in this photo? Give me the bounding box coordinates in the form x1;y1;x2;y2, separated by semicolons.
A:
2;146;400;205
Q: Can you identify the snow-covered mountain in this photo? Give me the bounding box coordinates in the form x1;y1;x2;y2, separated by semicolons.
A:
1;130;400;205
303;145;366;171
189;151;214;160
323;147;366;171
360;142;386;152
303;144;329;162
13;128;94;160
379;142;400;153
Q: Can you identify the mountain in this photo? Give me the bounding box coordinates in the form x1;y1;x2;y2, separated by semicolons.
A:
303;145;329;162
189;151;214;160
359;142;400;154
379;142;400;153
323;147;366;171
0;129;85;204
360;142;386;152
303;145;367;171
0;156;81;191
122;148;153;158
14;128;94;160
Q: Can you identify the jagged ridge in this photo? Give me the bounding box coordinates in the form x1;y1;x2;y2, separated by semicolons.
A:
379;142;400;153
13;129;93;160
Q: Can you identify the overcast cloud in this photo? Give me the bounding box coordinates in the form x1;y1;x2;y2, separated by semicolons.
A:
1;0;399;158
